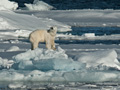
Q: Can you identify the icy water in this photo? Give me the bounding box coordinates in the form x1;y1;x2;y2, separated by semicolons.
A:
57;26;120;44
71;26;120;36
1;81;120;90
0;26;120;90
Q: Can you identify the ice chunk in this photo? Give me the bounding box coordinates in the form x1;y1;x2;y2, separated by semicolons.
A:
0;0;18;10
0;57;14;69
8;82;26;89
11;47;120;82
13;47;84;71
13;47;68;62
24;70;66;82
6;46;20;52
0;11;71;32
82;33;95;37
24;0;54;11
0;6;7;11
0;17;15;30
18;60;34;70
25;70;118;82
33;58;83;71
25;70;51;81
0;70;24;81
74;49;120;70
63;70;118;82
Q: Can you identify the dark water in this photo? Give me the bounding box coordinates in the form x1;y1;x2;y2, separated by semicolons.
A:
57;26;120;44
9;0;120;9
71;26;120;36
56;40;120;44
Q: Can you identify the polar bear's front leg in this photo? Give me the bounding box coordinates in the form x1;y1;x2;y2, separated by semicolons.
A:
51;39;56;50
46;40;51;50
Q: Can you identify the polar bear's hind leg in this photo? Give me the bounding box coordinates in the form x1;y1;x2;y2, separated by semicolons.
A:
30;41;39;50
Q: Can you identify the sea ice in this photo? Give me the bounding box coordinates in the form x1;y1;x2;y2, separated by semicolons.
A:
0;57;14;69
0;70;24;81
6;46;20;52
24;0;54;11
13;47;84;71
0;47;119;82
0;11;71;32
13;46;120;71
0;0;18;10
8;82;26;89
82;33;95;38
0;17;15;30
0;6;7;11
63;70;118;82
74;49;120;70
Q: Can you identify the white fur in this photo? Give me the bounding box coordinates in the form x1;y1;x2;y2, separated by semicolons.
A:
29;27;57;50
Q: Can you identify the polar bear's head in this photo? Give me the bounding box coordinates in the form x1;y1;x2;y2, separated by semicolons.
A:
47;26;57;36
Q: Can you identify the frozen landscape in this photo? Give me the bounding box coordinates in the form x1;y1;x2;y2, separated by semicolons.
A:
0;0;120;90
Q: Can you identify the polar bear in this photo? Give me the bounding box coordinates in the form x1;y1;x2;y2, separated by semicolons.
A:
29;27;57;50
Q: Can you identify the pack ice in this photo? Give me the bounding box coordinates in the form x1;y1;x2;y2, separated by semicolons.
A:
74;49;120;70
24;0;54;11
0;47;120;82
13;47;83;71
13;47;120;71
0;0;18;10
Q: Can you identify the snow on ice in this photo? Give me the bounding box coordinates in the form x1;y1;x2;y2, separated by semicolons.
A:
6;46;20;52
74;49;120;70
0;0;18;10
0;46;119;82
0;17;16;30
0;57;13;69
13;47;120;71
26;10;120;27
0;11;71;32
82;33;95;38
0;70;24;81
0;0;71;34
13;47;83;71
24;0;54;11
